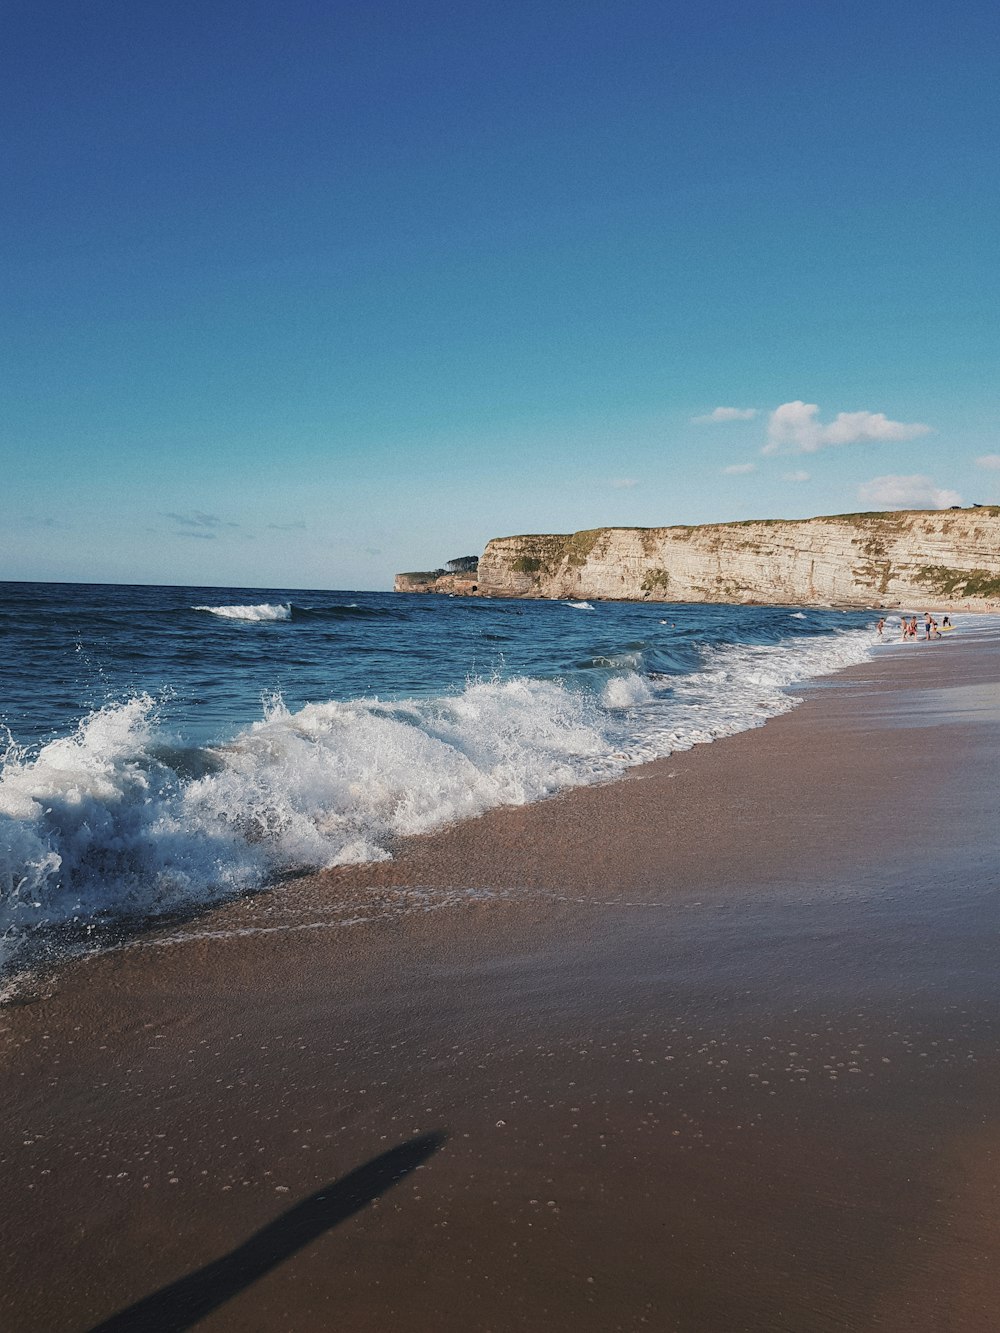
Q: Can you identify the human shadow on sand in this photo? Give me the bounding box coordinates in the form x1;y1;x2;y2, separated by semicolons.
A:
87;1131;446;1332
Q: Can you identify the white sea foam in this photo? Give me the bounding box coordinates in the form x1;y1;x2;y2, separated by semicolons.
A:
614;626;877;764
790;611;807;618
566;601;595;610
0;625;877;967
193;603;291;621
602;672;654;709
0;695;264;937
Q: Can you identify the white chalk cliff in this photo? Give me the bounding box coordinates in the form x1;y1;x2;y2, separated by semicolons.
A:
463;509;1000;609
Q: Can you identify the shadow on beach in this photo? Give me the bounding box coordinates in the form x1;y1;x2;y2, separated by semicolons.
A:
86;1132;446;1333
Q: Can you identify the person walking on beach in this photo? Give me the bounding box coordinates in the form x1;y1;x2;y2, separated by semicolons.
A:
876;617;885;637
924;612;933;640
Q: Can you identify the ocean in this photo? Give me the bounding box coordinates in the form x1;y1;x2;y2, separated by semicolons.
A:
0;581;880;976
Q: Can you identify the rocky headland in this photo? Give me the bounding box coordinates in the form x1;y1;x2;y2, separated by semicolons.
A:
396;508;1000;608
393;570;480;596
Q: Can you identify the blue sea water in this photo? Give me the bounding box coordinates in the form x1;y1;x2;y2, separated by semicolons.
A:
0;581;880;975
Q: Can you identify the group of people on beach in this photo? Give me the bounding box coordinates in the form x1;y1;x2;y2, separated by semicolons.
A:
876;613;952;641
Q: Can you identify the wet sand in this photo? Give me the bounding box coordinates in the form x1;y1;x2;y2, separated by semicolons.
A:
3;631;1000;1331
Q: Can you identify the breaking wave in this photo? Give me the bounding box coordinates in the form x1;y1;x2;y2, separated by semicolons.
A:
193;601;406;624
194;603;291;622
0;624;876;973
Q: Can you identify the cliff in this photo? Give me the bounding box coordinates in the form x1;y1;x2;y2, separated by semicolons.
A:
468;509;1000;608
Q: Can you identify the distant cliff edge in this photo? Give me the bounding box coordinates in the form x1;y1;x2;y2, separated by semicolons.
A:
394;554;479;596
395;509;1000;609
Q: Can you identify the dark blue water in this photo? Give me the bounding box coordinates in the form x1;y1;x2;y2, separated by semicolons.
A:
0;581;878;975
0;581;874;748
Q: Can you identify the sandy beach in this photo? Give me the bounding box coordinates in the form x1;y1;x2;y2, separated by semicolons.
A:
3;629;999;1332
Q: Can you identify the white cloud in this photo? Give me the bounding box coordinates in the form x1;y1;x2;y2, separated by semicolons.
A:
610;477;638;489
782;469;810;482
975;453;1000;470
857;474;962;511
763;401;931;455
722;462;756;475
692;406;758;424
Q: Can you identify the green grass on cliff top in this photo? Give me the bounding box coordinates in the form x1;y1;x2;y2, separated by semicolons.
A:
498;507;999;542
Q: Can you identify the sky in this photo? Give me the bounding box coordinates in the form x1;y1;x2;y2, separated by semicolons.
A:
3;0;999;589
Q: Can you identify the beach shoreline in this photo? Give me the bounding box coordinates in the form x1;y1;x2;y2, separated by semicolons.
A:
3;628;1000;1331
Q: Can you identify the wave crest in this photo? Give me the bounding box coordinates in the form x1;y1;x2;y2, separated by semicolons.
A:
194;603;291;622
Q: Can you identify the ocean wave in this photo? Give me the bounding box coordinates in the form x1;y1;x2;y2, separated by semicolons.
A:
0;624;876;973
616;626;876;762
602;673;654;709
578;651;644;671
566;601;595;610
193;602;291;622
0;680;619;969
192;602;405;624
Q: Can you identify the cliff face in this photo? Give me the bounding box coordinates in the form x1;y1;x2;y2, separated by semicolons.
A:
473;509;1000;608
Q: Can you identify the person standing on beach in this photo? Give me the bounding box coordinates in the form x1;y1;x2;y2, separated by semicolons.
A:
877;617;885;637
909;616;918;638
924;613;933;640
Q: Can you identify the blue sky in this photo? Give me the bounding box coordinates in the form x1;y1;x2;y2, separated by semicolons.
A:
4;0;999;588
